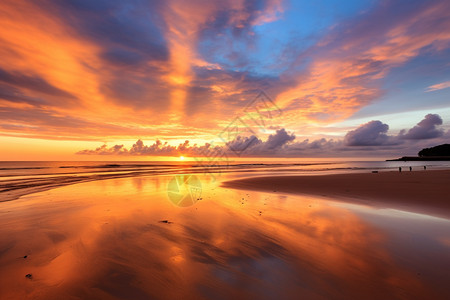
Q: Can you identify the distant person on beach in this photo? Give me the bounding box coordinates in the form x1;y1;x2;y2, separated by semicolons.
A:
409;166;412;171
399;167;402;172
424;166;426;170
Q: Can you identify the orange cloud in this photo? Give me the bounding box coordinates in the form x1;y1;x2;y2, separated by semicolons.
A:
0;0;449;151
276;1;450;129
425;80;450;92
0;0;283;142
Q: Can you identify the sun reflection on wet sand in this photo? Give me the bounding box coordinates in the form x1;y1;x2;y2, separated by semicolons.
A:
0;174;449;299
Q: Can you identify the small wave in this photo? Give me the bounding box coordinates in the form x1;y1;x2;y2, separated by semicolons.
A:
60;164;123;169
58;163;181;169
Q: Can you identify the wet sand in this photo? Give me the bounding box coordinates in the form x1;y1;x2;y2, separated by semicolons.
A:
1;173;450;299
223;170;450;219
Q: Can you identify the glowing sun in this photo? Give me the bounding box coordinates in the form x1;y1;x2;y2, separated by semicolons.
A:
179;156;185;161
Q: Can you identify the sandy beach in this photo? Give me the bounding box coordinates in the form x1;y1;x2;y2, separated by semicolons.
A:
223;170;450;219
1;168;450;299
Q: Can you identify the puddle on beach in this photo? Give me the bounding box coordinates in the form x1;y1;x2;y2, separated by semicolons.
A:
0;173;449;299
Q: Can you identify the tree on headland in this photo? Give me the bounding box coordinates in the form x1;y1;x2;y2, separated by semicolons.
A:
418;144;450;157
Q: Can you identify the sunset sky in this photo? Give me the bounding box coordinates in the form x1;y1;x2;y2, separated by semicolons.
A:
1;0;449;160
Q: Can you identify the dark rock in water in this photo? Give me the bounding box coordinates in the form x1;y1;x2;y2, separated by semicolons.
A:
371;171;378;173
23;255;27;259
25;274;32;279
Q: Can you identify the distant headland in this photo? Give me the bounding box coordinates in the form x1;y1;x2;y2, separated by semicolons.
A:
387;144;450;161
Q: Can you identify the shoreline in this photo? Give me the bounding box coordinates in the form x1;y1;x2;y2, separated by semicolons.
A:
0;166;225;202
222;170;450;219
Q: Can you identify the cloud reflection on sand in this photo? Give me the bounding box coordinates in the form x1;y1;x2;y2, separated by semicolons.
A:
0;175;449;299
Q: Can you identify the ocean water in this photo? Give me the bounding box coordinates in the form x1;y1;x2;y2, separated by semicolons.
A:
2;159;450;178
1;159;449;202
